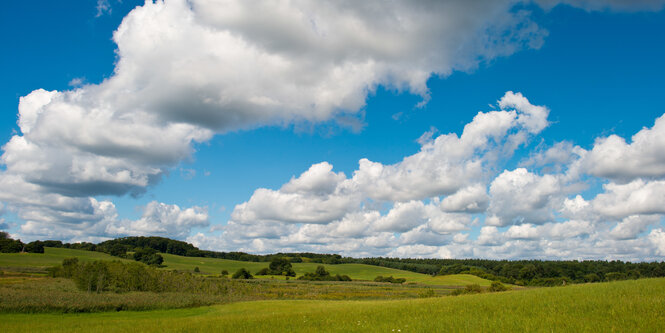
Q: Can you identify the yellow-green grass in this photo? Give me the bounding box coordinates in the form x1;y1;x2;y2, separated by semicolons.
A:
160;253;491;286
1;278;663;332
0;275;453;313
0;248;491;286
0;248;132;270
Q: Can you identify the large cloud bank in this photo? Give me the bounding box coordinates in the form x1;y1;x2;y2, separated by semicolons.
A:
196;92;665;261
1;0;664;259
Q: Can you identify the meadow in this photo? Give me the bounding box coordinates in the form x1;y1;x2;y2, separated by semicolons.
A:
1;278;663;332
0;248;482;313
0;247;490;286
159;252;490;286
0;274;453;313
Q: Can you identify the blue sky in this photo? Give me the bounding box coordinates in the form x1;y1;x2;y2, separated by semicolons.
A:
2;0;665;260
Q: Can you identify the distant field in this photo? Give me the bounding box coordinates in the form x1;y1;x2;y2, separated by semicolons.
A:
0;248;491;286
0;248;132;269
2;278;663;332
160;253;491;286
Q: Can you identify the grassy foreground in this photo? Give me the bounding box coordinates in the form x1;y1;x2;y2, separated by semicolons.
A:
2;278;663;332
0;275;453;313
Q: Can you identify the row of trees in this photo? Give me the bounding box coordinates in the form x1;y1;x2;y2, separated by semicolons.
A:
435;260;665;285
0;232;45;253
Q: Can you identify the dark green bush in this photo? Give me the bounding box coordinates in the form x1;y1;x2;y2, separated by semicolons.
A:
0;236;24;253
109;244;127;257
298;266;351;281
25;241;45;253
232;268;253;279
374;276;406;284
255;258;297;277
132;248;163;266
335;274;352;281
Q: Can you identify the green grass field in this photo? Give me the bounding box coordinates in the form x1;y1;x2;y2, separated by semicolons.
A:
0;248;132;269
0;248;490;286
1;278;663;332
161;252;490;286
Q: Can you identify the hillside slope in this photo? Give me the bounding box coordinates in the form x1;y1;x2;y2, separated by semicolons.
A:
0;248;490;286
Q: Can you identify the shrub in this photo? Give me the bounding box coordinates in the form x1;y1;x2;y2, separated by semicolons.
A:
488;281;508;292
335;274;352;281
464;284;483;293
62;257;80;278
232;268;253;279
374;276;406;284
74;261;111;293
194;266;200;273
221;270;229;276
255;258;296;277
451;284;484;296
51;259;239;294
298;266;351;281
315;265;329;277
132;248;163;266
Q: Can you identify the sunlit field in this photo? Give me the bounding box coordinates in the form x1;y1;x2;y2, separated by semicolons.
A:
0;248;491;286
1;278;663;332
0;248;487;313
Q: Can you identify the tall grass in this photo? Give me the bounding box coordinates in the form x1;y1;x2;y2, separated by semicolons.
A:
0;275;453;313
1;278;663;332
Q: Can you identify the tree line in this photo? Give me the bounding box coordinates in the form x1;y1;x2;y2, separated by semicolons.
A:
7;235;665;286
0;232;45;253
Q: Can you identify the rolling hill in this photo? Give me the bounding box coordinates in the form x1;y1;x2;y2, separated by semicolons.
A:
0;247;490;286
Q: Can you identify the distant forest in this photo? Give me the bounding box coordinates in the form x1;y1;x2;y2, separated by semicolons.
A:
3;233;665;286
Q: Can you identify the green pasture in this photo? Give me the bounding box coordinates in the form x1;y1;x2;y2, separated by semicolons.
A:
0;248;491;286
1;278;663;332
0;248;132;269
160;253;490;286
